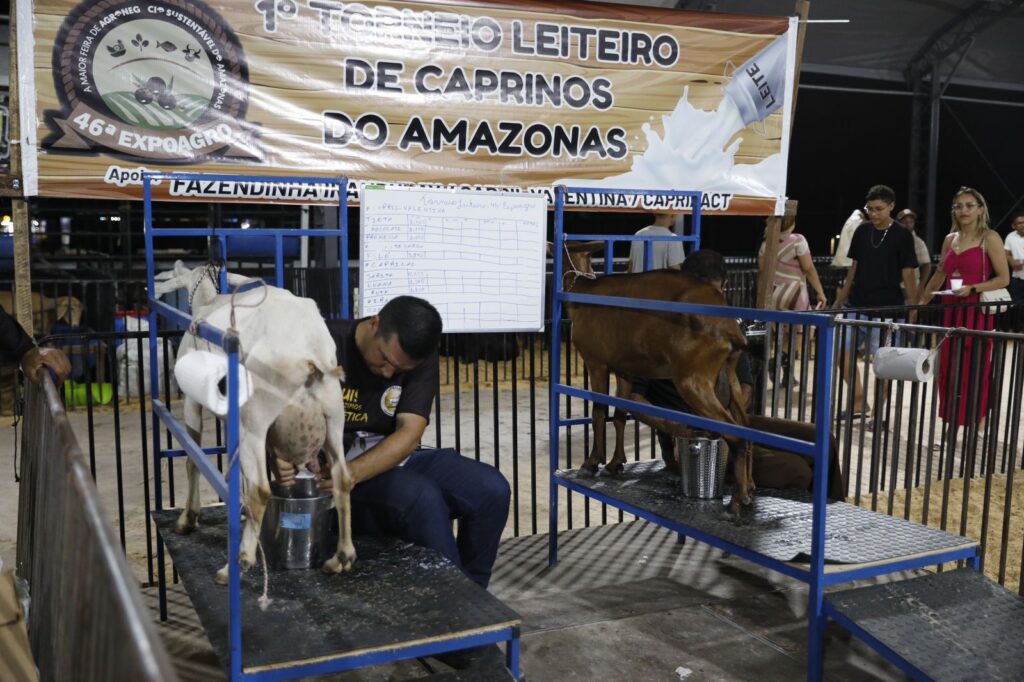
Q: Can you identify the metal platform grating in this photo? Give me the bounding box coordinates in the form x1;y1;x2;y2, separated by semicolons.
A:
556;460;976;566
826;568;1024;681
153;507;520;675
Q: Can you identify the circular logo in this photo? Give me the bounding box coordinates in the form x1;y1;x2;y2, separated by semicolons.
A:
46;0;258;162
380;386;402;417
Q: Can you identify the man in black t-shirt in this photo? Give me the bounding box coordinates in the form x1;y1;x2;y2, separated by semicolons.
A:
631;356;844;499
832;185;918;417
626;252;843;498
632;352;753;466
627;251;741;458
277;296;510;590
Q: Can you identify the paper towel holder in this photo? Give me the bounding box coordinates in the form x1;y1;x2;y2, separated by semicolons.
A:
872;347;934;382
871;329;955;383
174;350;254;416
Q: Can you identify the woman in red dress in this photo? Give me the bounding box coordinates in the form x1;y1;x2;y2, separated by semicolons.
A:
919;187;1011;428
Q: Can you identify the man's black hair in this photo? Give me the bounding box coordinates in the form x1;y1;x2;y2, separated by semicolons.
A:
376;296;443;361
865;185;896;204
1012;210;1024;222
680;249;727;284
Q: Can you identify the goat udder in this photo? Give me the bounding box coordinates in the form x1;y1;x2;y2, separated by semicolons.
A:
267;397;328;465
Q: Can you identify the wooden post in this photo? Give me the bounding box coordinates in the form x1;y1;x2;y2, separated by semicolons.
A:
756;216;780;309
758;1;810;309
11;201;32;335
756;200;799;308
8;1;33;334
790;1;811;125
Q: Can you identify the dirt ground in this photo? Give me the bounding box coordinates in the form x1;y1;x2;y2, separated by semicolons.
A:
0;353;615;581
858;471;1024;590
2;341;1021;596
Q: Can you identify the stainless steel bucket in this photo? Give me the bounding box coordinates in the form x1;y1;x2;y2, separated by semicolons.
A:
259;476;336;570
675;436;727;499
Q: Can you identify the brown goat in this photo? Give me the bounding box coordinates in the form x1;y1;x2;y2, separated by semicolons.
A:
557;241;754;517
0;291;83;336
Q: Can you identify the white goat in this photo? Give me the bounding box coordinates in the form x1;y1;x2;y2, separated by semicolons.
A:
154;261;355;583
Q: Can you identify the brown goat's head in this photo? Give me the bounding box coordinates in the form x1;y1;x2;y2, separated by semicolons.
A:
548;240;605;280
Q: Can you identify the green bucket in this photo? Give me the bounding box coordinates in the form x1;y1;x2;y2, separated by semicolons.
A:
62;381;114;407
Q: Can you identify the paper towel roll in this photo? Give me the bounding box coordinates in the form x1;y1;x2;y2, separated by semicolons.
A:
174;350;254;416
872;347;934;382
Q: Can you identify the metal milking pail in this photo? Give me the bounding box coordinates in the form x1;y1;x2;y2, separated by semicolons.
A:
675;436;728;499
260;471;336;570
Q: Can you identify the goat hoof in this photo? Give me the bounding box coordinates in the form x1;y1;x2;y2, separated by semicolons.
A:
322;549;356;574
214;565;229;586
215;555;253;585
238;553;255;571
603;462;624;476
577;463;599;477
174;511;198;535
741;494;755;506
721;501;744;522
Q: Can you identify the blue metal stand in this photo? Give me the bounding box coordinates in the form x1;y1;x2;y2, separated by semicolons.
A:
546;185;979;681
145;172;521;681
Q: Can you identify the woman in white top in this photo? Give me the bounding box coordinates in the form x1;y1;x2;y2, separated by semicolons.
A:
759;215;828;312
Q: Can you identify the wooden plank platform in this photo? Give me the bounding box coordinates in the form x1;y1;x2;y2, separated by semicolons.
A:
154;507;520;677
556;460;977;570
825;568;1024;681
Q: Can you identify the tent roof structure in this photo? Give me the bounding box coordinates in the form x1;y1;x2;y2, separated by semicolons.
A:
597;0;1024;92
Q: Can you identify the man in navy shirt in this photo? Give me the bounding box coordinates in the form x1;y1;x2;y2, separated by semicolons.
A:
275;296;510;591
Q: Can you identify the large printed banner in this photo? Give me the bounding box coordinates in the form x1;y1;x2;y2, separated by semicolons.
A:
20;0;797;213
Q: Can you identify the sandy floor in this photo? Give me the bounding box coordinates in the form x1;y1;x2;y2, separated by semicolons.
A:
3;339;1022;596
0;347;623;580
858;471;1024;591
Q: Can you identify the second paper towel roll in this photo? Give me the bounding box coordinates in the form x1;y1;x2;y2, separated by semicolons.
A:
174;350;254;416
872;347;934;382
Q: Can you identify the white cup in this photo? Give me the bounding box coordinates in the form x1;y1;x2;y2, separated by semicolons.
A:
951;278;964;290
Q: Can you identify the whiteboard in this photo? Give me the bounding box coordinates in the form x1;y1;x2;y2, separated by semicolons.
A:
359;186;547;333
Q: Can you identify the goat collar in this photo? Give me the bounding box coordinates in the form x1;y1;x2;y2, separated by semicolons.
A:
187;263;221;312
561;241;597;291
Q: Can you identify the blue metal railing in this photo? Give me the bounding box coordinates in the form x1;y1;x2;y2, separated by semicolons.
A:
144;172;348;681
564;233;698;274
561;188;702;273
546;185;976;681
143;173;522;681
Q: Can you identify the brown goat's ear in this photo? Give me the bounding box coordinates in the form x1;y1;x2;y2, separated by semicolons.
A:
565;240;605;254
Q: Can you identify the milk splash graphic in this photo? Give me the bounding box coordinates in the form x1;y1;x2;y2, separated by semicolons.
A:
559;34;790;203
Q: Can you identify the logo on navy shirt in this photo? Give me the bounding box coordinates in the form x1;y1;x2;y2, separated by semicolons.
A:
380;386;402;417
